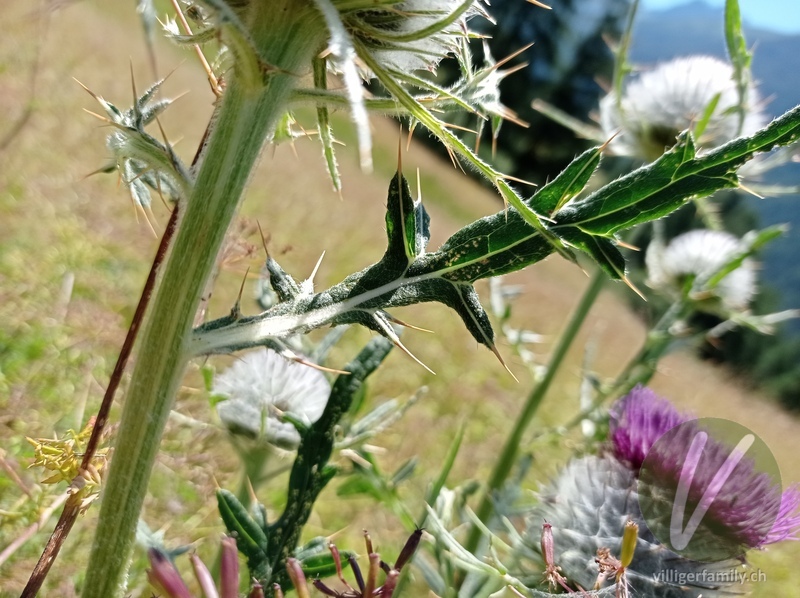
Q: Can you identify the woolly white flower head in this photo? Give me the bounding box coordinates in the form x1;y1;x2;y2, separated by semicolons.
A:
213;348;330;450
600;56;766;161
646;229;757;310
350;0;488;73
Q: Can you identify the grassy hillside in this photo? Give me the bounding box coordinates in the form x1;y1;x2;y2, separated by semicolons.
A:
1;1;799;595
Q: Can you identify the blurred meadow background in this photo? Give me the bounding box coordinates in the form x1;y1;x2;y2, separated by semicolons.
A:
1;0;799;596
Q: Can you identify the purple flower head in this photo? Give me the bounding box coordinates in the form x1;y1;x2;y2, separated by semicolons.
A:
609;386;691;470
610;386;800;552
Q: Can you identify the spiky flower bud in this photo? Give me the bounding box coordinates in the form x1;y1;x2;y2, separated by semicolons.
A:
522;456;742;597
517;387;800;596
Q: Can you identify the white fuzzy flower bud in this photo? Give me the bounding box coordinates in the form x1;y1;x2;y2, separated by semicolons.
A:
213;348;330;449
350;0;486;73
600;56;766;161
646;229;757;310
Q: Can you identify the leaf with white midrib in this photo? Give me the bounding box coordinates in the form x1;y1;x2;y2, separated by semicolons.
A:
190;105;800;360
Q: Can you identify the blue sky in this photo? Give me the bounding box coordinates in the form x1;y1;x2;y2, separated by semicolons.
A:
641;0;800;34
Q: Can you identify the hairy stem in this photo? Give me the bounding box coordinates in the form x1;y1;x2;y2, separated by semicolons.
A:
81;4;325;596
464;268;606;557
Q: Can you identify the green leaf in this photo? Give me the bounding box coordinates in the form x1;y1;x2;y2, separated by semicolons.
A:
293;536;330;562
384;170;430;266
266;256;301;301
530;145;603;215
216;489;269;559
264;338;394;583
336;475;383;499
391;457;418;485
418;280;496;349
553;105;800;237
559;229;627;281
694;92;722;141
410;209;554;283
299;549;354;578
419;422;464;527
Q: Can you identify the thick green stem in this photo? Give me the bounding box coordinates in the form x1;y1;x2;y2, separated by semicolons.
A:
464;269;606;556
81;5;324;596
602;298;691;398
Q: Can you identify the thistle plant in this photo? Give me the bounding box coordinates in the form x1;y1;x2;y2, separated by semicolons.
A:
14;0;800;597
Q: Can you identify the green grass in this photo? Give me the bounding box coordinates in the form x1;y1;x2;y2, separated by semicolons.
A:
1;1;799;596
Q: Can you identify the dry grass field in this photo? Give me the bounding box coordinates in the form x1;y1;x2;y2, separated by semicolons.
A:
1;1;799;596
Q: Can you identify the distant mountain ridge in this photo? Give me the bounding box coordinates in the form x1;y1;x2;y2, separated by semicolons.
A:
632;0;800;320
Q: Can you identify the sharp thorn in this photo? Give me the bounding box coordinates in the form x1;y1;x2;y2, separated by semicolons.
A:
406;123;415;152
292;358;350;375
256;220;271;259
280;348;350;375
144;204;161;236
129;59;138;106
383;313;434;334
82;108;113;124
494;42;536;70
397;127;403;174
622;275;646;301
232;266;250;319
392;335;435;375
615;239;640;251
73;77;100;100
738;181;764;199
489;344;519;383
308;251;325;284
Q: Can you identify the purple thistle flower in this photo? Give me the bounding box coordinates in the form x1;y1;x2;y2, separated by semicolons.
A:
609;385;691;470
609;386;800;551
762;484;800;546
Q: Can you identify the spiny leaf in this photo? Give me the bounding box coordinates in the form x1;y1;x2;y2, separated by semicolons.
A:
408;208;554;283
553;105;800;237
558;229;626;281
530;145;603;215
191;105;800;363
313;55;342;192
385;170;430;266
265;338;394;581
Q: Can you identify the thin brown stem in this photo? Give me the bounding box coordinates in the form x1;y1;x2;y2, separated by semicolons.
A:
21;204;180;598
81;204;180;469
